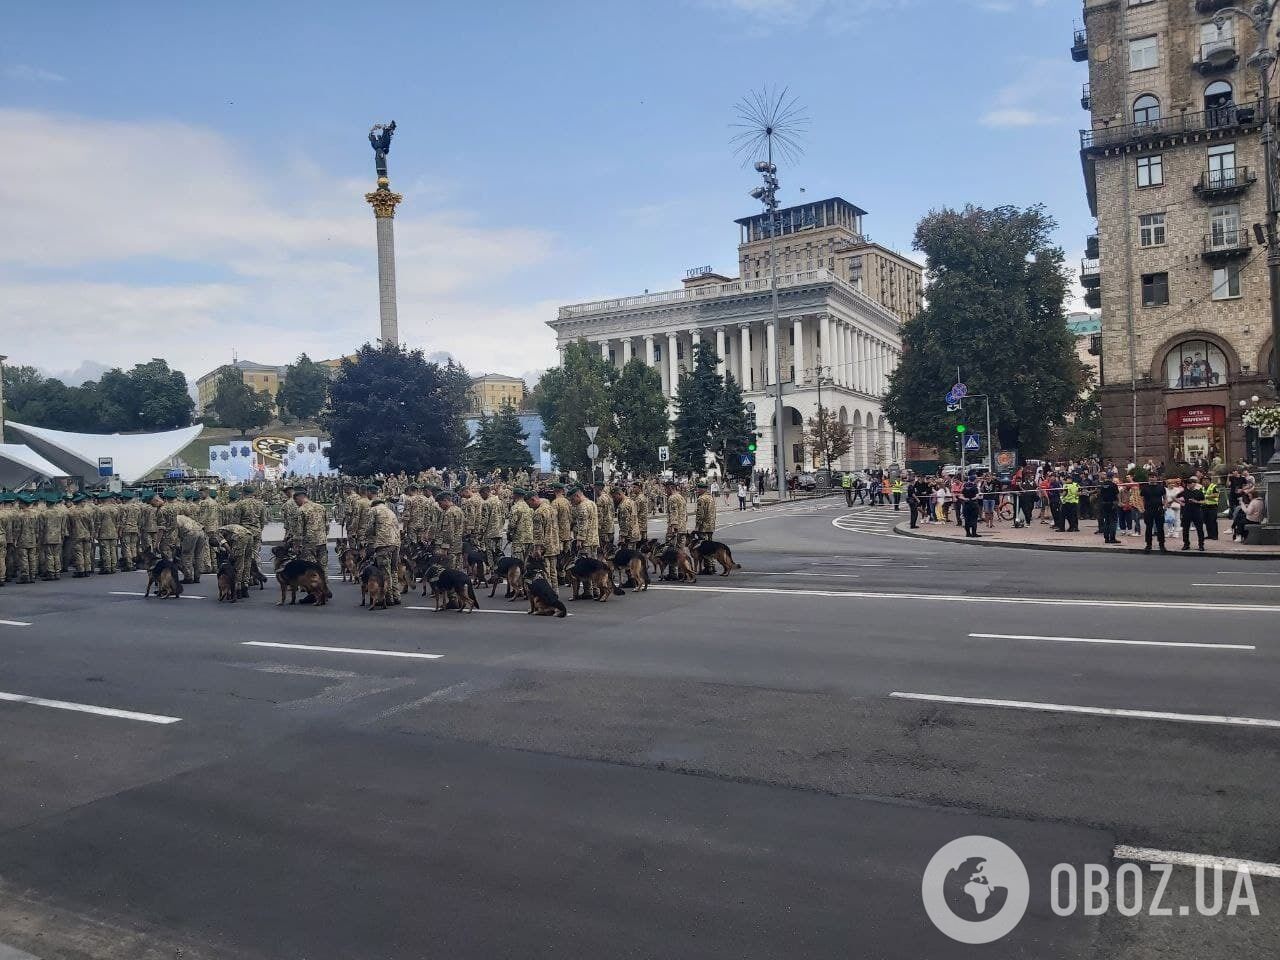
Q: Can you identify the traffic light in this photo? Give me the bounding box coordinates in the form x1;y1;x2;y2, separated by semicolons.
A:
748;431;762;453
956;424;967;434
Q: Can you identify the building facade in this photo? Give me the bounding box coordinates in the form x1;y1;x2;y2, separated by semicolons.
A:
1067;310;1103;387
195;360;285;417
469;373;527;415
549;199;916;474
1075;0;1276;466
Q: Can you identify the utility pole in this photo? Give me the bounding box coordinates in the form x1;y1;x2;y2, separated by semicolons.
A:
749;151;789;500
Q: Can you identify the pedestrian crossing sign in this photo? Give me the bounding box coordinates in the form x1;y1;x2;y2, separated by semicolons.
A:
964;434;981;452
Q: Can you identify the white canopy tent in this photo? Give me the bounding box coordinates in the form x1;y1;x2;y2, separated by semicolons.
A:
5;421;203;485
0;443;69;488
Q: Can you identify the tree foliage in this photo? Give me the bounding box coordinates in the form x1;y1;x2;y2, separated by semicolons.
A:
882;204;1087;456
3;360;193;432
802;408;853;470
533;340;616;473
611;358;669;472
1046;389;1102;462
672;342;755;476
468;401;533;474
209;366;273;437
323;342;470;475
277;353;330;421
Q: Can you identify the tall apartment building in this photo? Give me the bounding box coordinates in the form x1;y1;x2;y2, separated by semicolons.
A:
469;373;527;415
1074;0;1276;466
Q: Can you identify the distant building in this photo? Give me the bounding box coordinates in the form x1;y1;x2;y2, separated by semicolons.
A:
469;373;527;415
1067;310;1103;388
463;412;551;473
195;361;285;417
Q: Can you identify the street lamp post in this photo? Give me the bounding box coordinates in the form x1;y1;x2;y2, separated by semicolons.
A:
0;354;7;444
749;156;789;500
1215;1;1280;538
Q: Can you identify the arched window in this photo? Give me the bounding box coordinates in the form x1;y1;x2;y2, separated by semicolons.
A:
1133;94;1161;126
1165;339;1228;389
1205;81;1234;126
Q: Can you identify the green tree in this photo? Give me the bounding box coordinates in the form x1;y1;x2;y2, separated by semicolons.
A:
611;358;669;472
276;353;330;422
672;342;754;475
323;342;470;475
802;408;853;471
469;401;533;474
882;204;1087;456
534;340;616;473
4;360;192;432
1047;389;1102;462
209;365;273;437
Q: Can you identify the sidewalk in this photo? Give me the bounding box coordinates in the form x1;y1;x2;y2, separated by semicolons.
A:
896;515;1280;559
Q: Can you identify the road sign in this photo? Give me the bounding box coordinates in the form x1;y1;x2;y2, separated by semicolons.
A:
97;457;113;478
946;402;961;413
587;443;599;460
584;426;599;442
952;382;968;399
995;449;1018;472
964;434;981;452
945;390;957;405
740;454;755;467
658;445;670;462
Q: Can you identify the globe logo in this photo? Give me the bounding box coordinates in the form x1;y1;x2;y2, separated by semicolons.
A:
922;836;1029;944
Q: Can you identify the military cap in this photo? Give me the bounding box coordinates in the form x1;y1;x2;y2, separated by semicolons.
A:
566;485;582;496
406;483;419;491
549;481;564;490
427;484;442;494
696;481;708;489
512;487;528;497
293;488;309;497
227;487;241;500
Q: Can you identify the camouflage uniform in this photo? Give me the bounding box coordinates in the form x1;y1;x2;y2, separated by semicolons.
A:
695;491;717;538
508;497;534;562
363;500;401;598
174;514;207;583
350;494;372;549
14;501;40;582
614;494;640;546
235;493;268;559
41;499;68;579
535;498;560;585
401;490;427;545
118;495;141;571
96;496;120;573
666;489;687;541
479;493;503;567
216;523;254;594
438;501;465;570
596;490;615;552
195;494;221;574
572;495;599;549
461;492;483;544
297;500;329;567
138;498;158;557
422;495;443;545
67;500;95;575
281;494;301;546
155;497;182;554
632;487;649;543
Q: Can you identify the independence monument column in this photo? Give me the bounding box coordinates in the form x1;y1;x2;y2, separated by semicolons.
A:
365;121;402;345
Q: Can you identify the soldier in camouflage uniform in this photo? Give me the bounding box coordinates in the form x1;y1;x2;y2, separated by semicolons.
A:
96;491;120;573
174;512;207;583
350;486;373;550
14;495;40;583
612;487;640;548
694;480;718;573
437;492;465;570
0;493;10;585
631;482;649;544
665;480;687;542
460;486;483;547
153;490;182;556
401;483;427;546
552;483;574;562
235;486;268;560
422;486;443;545
534;489;560;585
280;484;300;547
41;494;68;580
194;488;220;573
294;489;329;568
137;490;157;561
66;494;95;577
363;493;401;602
595;486;615;553
117;491;141;572
214;523;255;598
570;486;599;551
478;485;503;568
507;488;534;562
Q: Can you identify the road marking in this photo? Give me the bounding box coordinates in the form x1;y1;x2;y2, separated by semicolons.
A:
242;641;442;660
109;591;204;600
889;692;1280;729
1215;571;1280;576
745;571;861;579
405;606;527;615
647;583;1280;613
1192;583;1280;589
1113;845;1280;879
968;632;1255;651
0;619;32;627
0;691;181;725
0;941;42;959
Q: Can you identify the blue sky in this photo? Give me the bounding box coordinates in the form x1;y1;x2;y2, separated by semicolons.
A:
0;0;1086;385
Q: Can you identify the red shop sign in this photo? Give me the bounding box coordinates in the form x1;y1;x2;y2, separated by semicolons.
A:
1167;405;1226;429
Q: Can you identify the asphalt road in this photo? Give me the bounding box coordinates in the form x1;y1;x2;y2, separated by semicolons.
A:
0;497;1276;959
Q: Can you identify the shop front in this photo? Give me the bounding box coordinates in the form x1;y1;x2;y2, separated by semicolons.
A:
1166;405;1226;465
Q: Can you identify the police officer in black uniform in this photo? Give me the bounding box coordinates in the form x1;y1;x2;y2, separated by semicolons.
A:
961;474;982;538
1097;472;1120;544
1181;476;1206;552
1140;474;1168;554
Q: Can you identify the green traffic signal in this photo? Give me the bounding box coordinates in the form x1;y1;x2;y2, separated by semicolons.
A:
748;442;758;452
956;424;967;434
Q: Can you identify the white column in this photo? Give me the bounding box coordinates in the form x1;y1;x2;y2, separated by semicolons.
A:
622;338;633;364
739;323;752;389
600;339;610;362
557;343;565;367
715;327;727;377
667;332;679;396
855;332;864;393
765;322;777;386
875;341;883;394
689;328;702;371
792;317;805;385
644;334;655;366
819;315;832;381
838;321;849;388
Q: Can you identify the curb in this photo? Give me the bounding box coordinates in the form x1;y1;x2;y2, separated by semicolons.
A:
893;521;1280;561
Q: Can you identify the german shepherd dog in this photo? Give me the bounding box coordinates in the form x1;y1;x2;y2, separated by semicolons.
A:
691;538;742;577
360;561;391;610
424;564;480;612
276;558;333;606
488;556;526;599
144;549;184;599
397;550;416;595
216;560;238;602
655;537;698;584
526;572;567;617
339;543;361;583
611;545;650;592
461;538;488;583
566;552;624;602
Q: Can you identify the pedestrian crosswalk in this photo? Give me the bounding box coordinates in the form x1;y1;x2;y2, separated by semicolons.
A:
831;506;909;538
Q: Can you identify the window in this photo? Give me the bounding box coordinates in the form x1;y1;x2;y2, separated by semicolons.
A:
1201;18;1234;50
1136;154;1163;187
1205;80;1235;127
1212;265;1242;300
1210;204;1241;248
1208;143;1237;187
1165;339;1227;388
1139;212;1166;247
1129;36;1158;71
654;344;662;362
788;327;795;345
1141;271;1169;306
1133;94;1160;125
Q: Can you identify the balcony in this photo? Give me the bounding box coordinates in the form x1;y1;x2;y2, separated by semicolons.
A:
1081;99;1262;150
1195;38;1239;73
1080;258;1101;289
1202;229;1251;261
1085;234;1099;259
1081;82;1091;110
1194;166;1256;199
1084;288;1101;309
1088;333;1102;357
1071;27;1088;62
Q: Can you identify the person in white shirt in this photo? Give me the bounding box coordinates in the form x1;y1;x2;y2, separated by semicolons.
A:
736;481;747;511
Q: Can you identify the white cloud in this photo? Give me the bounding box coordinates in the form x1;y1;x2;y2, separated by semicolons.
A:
977;57;1072;129
0;109;563;384
698;0;909;31
4;64;67;84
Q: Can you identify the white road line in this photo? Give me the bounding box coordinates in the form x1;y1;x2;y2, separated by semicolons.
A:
405;606;527;615
646;583;1280;613
889;692;1280;729
0;940;42;959
1113;845;1280;879
1215;571;1280;576
242;641;443;660
968;632;1255;651
0;619;32;627
1192;582;1280;589
745;571;861;579
108;591;205;600
0;691;181;725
